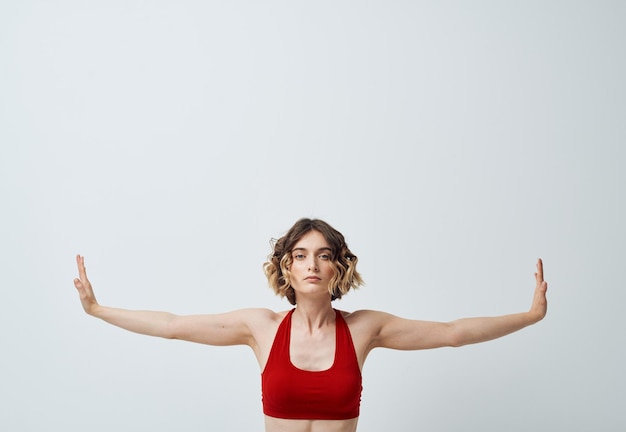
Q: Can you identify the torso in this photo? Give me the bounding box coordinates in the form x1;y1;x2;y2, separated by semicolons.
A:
249;309;374;432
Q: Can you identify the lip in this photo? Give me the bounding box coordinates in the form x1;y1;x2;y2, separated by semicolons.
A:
304;276;322;281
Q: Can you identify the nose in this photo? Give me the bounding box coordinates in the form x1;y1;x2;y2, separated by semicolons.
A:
308;258;318;271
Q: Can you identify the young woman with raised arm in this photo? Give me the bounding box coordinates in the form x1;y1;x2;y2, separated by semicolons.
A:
74;218;548;432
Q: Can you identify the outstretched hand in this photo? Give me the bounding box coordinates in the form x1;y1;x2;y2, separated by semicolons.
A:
529;258;548;322
74;255;99;315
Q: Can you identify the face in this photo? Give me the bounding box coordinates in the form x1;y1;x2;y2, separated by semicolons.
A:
288;230;335;298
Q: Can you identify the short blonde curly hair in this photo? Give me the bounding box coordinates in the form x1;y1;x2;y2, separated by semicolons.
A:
263;218;364;305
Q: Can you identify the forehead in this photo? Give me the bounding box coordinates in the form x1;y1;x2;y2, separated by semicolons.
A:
292;230;330;250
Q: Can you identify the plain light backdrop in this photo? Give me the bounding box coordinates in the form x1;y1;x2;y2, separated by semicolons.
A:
1;1;624;431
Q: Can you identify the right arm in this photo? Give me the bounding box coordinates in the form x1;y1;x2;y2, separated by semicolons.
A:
73;255;257;346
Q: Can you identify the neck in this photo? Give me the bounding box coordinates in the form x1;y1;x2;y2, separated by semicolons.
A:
292;298;335;332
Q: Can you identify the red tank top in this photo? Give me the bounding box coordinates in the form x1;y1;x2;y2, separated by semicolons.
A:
261;309;362;420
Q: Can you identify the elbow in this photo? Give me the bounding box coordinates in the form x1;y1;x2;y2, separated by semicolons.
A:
447;323;470;348
161;316;180;340
448;337;465;348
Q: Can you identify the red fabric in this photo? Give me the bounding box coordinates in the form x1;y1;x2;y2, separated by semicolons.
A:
262;309;362;420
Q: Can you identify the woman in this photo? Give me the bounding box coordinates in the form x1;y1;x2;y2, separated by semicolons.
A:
73;218;548;432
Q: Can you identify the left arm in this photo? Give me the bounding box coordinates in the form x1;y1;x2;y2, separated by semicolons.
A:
368;259;548;351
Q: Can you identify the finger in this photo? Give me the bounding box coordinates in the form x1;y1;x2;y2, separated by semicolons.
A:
73;278;83;290
77;255;88;280
536;258;544;282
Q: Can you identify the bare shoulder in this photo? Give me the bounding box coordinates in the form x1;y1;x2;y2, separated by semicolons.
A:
238;307;288;327
339;309;392;334
238;308;291;365
337;310;398;362
341;309;392;322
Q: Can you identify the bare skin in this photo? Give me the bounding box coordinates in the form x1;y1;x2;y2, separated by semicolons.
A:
73;231;548;432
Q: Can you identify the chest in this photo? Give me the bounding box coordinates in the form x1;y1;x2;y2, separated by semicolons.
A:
289;327;337;371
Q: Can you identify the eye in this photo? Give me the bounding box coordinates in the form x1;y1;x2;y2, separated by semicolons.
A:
319;254;330;260
294;254;305;260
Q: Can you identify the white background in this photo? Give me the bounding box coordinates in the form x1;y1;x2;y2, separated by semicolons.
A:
1;1;624;431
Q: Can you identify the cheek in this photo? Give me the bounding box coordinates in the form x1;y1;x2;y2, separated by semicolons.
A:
289;260;305;272
322;262;336;278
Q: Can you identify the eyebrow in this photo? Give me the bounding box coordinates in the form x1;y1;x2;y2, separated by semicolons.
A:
292;247;333;253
